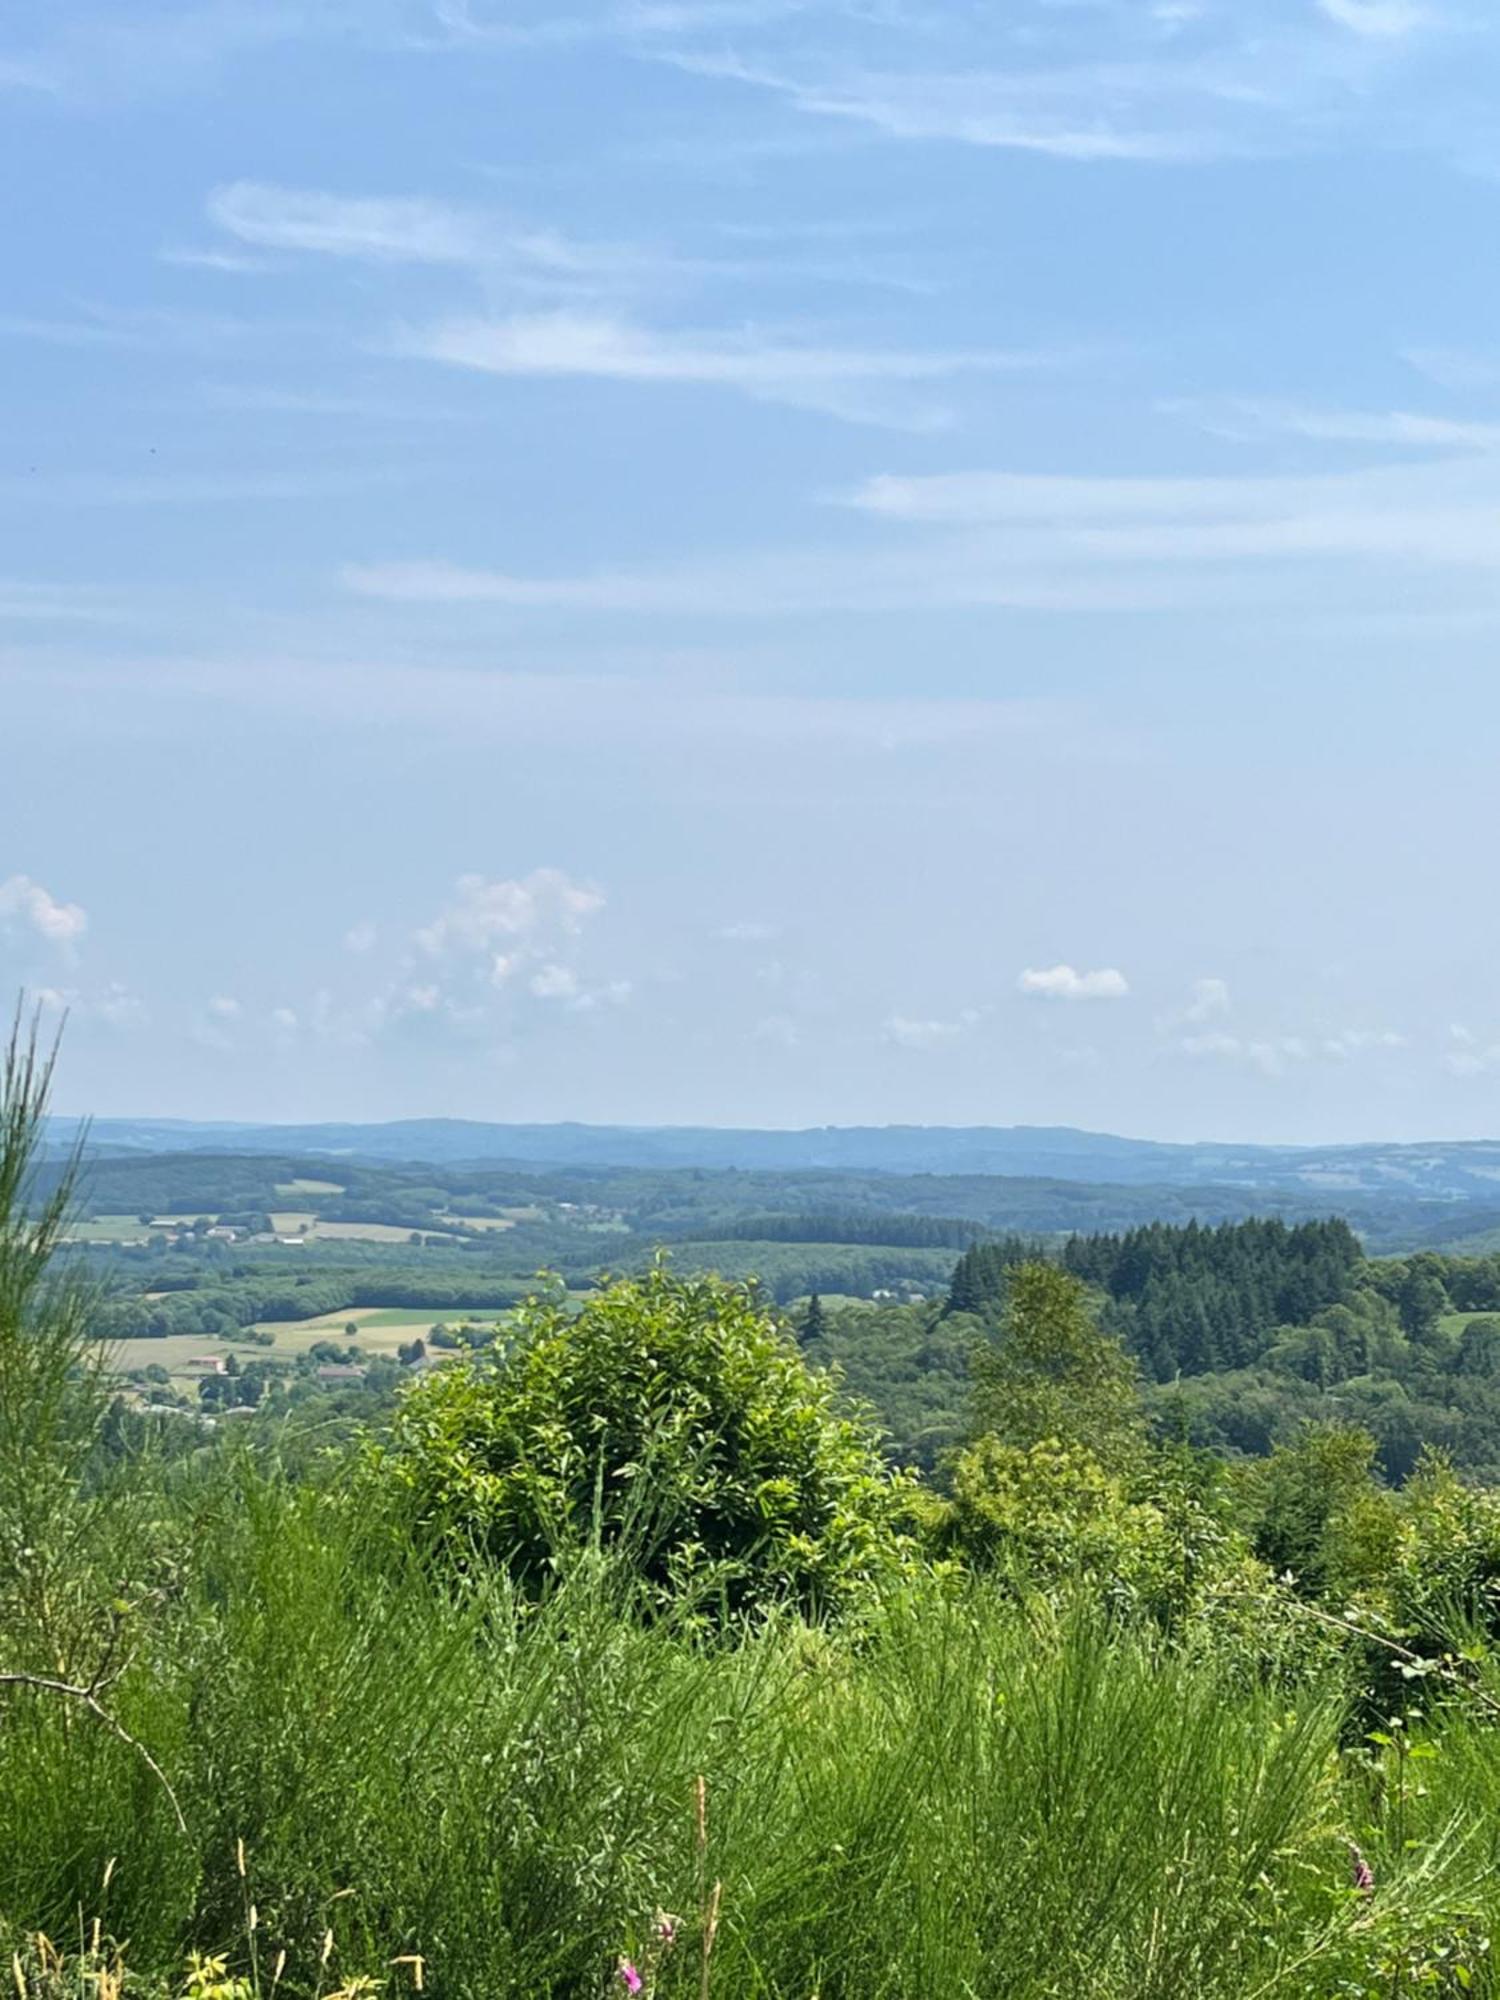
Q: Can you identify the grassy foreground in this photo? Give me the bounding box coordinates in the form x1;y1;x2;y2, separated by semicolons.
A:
4;1471;1500;2000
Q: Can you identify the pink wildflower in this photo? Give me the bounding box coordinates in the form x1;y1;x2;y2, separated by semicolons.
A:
617;1961;644;1995
1348;1842;1375;1894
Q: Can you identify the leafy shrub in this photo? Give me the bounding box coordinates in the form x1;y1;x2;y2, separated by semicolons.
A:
382;1262;919;1619
939;1436;1182;1607
969;1262;1144;1470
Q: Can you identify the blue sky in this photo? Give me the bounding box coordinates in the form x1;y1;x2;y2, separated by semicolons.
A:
7;0;1500;1139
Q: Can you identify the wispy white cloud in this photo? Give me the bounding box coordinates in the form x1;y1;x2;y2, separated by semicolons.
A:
340;546;1193;617
663;49;1236;162
12;647;1114;763
205;179;927;302
344;433;1500;622
0;56;56;92
631;0;1490;175
840;457;1500;574
0;2;429;106
1018;964;1129;1001
188;383;469;423
1317;0;1426;37
0;469;388;509
751;1012;800;1047
397;308;1054;426
1164;397;1500;452
158;244;277;274
0;581;115;623
1404;347;1500;391
209;181;513;267
884;1009;980;1046
0;302;301;354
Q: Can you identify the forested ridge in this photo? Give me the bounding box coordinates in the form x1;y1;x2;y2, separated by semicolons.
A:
794;1220;1500;1480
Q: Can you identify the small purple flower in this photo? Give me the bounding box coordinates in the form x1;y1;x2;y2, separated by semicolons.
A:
654;1915;678;1947
1348;1842;1375;1894
617;1961;644;1995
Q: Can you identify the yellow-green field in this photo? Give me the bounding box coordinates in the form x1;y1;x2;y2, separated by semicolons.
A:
64;1214;152;1244
317;1220;455;1243
108;1304;505;1393
1439;1309;1500;1339
68;1208;223;1240
267;1212;457;1244
274;1178;345;1195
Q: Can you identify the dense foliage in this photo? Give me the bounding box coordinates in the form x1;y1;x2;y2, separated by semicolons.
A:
383;1263;917;1619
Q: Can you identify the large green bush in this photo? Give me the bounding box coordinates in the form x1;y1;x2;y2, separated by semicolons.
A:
382;1262;918;1618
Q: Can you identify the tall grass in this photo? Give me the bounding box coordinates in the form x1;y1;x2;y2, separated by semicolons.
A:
6;1452;1500;2000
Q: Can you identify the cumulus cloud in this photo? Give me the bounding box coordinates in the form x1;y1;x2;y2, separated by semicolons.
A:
1183;976;1231;1023
415;867;604;965
189;868;624;1058
0;873;88;948
1447;1024;1500;1075
1323;1028;1407;1059
1017;964;1129;1001
395;867;624;1026
529;962;579;1000
1158;976;1232;1034
1176;1018;1405;1073
1181;1032;1310;1077
751;1013;800;1047
31;980;144;1029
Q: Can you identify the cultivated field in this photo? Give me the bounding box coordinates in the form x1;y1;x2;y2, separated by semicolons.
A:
266;1212;457;1244
106;1304;504;1392
64;1213;152;1244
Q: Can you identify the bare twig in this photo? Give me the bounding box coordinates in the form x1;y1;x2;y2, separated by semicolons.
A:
1293;1600;1500;1722
0;1670;187;1832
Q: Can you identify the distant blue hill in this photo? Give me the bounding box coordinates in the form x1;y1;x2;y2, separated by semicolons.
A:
43;1115;1500;1204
